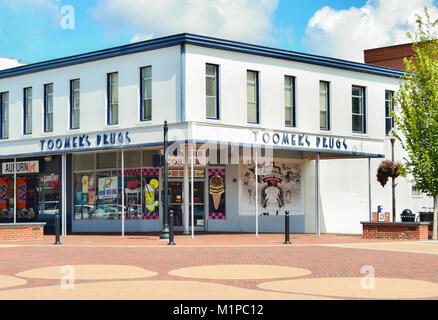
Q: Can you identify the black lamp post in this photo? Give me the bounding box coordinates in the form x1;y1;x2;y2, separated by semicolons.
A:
160;121;170;240
389;129;396;222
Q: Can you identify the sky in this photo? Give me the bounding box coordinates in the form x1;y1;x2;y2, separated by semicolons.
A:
0;0;437;69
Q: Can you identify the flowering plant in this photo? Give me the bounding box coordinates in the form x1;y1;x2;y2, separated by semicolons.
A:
377;160;403;187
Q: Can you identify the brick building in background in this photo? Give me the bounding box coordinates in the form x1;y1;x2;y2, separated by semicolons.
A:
364;43;414;70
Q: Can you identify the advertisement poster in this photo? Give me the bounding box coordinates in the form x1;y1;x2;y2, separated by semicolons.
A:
0;178;8;209
240;161;303;216
208;168;226;219
98;176;118;199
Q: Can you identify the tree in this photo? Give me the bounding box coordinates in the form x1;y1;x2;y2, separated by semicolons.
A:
394;7;438;240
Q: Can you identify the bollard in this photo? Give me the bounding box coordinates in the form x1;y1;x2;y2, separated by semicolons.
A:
54;211;62;245
284;210;291;244
168;210;175;245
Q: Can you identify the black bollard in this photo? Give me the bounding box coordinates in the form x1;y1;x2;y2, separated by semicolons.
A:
168;210;175;245
54;211;62;245
284;210;291;244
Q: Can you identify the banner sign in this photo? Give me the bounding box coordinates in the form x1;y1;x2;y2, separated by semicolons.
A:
164;146;208;167
98;176;118;200
2;161;39;174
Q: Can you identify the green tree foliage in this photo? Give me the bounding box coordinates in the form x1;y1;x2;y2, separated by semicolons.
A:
394;7;438;239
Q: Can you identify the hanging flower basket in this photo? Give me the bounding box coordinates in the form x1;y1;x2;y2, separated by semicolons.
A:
377;160;401;187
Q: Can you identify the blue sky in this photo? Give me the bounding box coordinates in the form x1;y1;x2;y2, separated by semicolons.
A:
0;0;437;66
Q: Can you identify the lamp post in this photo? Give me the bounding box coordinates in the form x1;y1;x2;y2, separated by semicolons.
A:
389;129;396;222
160;121;170;240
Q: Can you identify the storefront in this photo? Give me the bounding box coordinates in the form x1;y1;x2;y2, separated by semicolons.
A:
0;156;61;232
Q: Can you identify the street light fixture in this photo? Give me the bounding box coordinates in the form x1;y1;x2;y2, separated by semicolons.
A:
389;129;396;222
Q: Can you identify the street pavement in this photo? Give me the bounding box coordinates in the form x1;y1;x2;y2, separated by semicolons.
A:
0;233;437;300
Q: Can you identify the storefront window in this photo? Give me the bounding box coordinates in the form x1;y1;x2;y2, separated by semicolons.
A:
97;152;117;169
74;153;94;171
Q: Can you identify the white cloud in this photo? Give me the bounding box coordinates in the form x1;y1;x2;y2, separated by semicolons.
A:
0;57;26;71
92;0;279;44
130;34;154;43
304;0;438;62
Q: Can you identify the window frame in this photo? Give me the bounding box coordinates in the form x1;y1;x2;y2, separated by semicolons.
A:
247;70;259;124
284;75;296;128
352;85;366;134
107;72;119;125
44;83;54;133
0;91;8;139
140;66;152;121
70;79;80;130
319;81;330;131
206;63;219;120
385;90;394;136
23;87;32;135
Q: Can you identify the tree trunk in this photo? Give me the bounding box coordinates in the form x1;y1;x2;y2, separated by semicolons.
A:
433;194;438;241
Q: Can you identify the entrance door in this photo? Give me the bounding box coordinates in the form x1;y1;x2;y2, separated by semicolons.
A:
168;180;206;231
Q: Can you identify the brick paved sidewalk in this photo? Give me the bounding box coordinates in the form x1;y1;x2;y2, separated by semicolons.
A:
0;233;437;300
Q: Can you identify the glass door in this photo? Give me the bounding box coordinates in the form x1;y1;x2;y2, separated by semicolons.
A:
169;181;183;227
189;181;205;228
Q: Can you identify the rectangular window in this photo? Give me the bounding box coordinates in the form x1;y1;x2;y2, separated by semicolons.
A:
320;81;330;130
70;79;80;129
24;87;32;135
352;86;366;133
140;66;152;121
247;70;259;124
284;76;296;127
107;72;118;125
412;186;421;196
385;90;394;135
0;92;8;139
206;64;219;119
44;83;53;132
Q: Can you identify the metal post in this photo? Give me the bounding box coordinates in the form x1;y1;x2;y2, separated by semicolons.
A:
368;158;372;222
284;210;291;244
315;153;320;237
168;209;175;245
13;158;16;224
54;211;61;245
160;121;170;240
190;145;194;239
391;139;396;222
62;154;67;236
255;147;259;237
121;150;125;237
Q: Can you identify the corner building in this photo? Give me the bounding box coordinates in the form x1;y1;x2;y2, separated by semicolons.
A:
0;34;432;235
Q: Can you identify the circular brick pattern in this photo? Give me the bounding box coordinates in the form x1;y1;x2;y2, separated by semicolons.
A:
16;265;157;280
258;277;438;299
0;275;27;289
0;280;334;300
169;264;311;280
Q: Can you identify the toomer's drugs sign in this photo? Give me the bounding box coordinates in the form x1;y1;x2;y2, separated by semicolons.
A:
2;161;39;174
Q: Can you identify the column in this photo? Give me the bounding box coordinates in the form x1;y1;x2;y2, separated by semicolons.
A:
183;144;189;235
315;153;320;236
62;154;67;236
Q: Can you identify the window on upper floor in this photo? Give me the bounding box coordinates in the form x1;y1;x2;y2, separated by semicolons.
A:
284;76;296;127
140;66;152;121
247;70;259;124
0;92;8;139
107;72;118;125
44;83;53;133
412;185;422;196
24;87;32;135
206;64;219;119
320;81;330;130
352;86;366;134
70;79;80;130
385;90;394;135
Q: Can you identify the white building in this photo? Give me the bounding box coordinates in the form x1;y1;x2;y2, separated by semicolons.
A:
0;33;432;235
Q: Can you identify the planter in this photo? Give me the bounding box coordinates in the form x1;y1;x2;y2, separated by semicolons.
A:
419;212;434;222
401;213;416;222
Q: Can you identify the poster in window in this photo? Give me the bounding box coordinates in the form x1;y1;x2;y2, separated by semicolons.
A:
88;176;95;205
142;174;160;216
208;168;226;219
16;177;27;209
98;176;118;200
240;161;303;216
0;178;7;209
